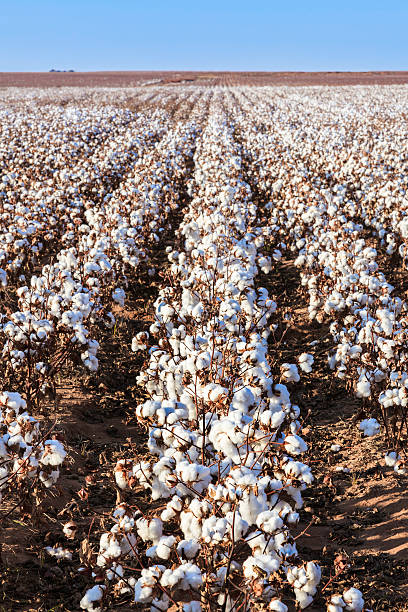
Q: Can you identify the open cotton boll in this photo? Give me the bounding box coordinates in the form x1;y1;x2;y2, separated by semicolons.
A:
281;363;300;383
327;594;346;612
161;495;183;522
177;539;201;559
295;591;314;610
40;439;66;466
384;451;399;467
283;434;307;455
136;517;163;543
243;554;280;579
160;562;202;591
269;600;288;612
80;584;106;611
359;418;380;437
256;510;284;533
182;602;201;612
288;562;321;609
131;331;149;352
0;391;26;412
298;353;314;373
81;351;99;372
147;535;176;560
342;587;364;611
355;377;371;398
112;287;125;307
44;546;72;560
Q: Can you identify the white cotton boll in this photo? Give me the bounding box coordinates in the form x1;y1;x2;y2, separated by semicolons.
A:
160;562;202;591
269;601;288;612
373;368;385;382
177;539;201;559
231;387;255;413
161;495;183;522
359;418;380;437
183;602;201;612
175;461;211;495
295;591;313;609
305;561;321;589
256;510;283;534
97;534;122;565
226;510;249;540
40;440;66;466
82;352;99;372
281;363;300;383
132;331;149;352
355;378;371;398
112;287;125;307
63;521;77;539
298;353;314;373
80;585;106;611
106;562;124;581
258;255;272;273
342;587;364;611
0;391;26;412
284;434;307;455
384;451;398;467
39;469;60;488
243;554;280;579
136;517;163;543
147;535;176;560
331;444;341;452
45;546;72;560
260;408;286;429
327;594;346;612
134;566;164;603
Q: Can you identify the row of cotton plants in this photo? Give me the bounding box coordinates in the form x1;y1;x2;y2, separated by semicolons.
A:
231;87;408;472
75;119;199;277
0;113;200;409
0;87;210;288
0;101;149;516
0;97;202;521
0;102;143;284
77;100;337;611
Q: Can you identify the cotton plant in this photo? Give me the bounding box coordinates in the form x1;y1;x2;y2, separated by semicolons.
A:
80;110;320;610
0;391;66;507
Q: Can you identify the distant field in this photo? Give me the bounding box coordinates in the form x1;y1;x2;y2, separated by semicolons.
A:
1;70;408;87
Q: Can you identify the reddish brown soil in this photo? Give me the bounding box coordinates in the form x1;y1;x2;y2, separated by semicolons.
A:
1;71;408;88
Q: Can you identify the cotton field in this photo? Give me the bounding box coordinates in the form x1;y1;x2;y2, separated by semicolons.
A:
1;84;407;611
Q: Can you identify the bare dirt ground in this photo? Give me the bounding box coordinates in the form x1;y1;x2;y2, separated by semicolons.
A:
1;71;408;88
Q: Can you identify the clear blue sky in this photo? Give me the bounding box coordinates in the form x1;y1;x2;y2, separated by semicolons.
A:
1;0;407;72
